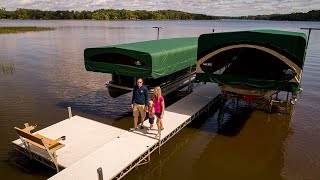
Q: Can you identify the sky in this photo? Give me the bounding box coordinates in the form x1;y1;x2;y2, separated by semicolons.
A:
1;0;320;16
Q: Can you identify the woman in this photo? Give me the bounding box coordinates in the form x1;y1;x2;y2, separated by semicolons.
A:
153;86;165;130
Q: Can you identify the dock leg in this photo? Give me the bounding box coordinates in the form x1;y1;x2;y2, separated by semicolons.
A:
68;107;72;119
158;127;161;154
18;136;32;159
52;152;60;172
97;167;103;180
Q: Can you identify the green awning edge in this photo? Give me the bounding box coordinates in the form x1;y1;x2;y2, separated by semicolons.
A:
84;37;198;79
197;73;300;92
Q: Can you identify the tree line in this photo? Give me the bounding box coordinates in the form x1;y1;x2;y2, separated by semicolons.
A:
0;8;319;21
237;10;320;21
0;8;217;20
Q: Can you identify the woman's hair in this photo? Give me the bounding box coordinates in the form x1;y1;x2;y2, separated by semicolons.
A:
154;86;162;101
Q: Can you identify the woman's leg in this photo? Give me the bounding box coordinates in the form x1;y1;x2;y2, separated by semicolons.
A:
160;119;164;130
156;117;161;130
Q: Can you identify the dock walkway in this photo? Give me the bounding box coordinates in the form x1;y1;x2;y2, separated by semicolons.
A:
13;83;220;179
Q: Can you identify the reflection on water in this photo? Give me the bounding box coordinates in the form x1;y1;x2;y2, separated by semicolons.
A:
214;99;256;136
0;61;15;76
0;20;319;180
125;100;293;180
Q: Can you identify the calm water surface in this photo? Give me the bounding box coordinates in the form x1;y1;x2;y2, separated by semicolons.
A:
0;20;319;180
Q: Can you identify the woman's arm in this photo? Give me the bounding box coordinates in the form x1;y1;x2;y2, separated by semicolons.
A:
161;101;165;118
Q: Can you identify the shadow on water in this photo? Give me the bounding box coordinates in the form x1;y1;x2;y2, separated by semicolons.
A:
187;98;256;136
5;151;55;179
215;100;256;136
125;97;293;180
189;102;294;180
56;89;133;123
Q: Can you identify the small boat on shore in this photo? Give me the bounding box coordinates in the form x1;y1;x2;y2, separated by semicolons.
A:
84;37;197;97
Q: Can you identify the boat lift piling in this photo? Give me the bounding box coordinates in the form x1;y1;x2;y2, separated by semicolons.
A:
68;107;72;119
300;28;320;48
152;26;164;40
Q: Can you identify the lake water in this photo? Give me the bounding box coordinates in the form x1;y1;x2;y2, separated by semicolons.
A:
0;20;319;180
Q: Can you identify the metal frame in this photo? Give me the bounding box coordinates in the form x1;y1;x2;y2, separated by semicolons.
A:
220;90;299;114
111;95;220;180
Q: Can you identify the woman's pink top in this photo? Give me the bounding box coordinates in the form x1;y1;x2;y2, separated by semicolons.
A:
153;96;164;113
148;106;155;118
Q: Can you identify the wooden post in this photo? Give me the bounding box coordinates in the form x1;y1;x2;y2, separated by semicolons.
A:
24;123;30;132
68;107;72;119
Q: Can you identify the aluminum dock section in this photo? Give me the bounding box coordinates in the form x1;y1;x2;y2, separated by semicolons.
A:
12;116;128;171
13;83;220;179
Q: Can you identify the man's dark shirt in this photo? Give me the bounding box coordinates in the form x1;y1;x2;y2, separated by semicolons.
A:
132;85;148;106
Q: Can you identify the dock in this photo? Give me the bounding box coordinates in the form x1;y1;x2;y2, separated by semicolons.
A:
12;83;220;179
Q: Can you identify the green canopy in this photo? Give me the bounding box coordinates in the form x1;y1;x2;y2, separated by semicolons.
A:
196;30;307;92
84;37;197;79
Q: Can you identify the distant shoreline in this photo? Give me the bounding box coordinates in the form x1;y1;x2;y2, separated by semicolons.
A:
0;26;55;34
1;8;318;21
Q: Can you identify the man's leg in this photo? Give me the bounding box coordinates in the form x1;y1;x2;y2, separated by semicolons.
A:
138;105;146;128
140;116;145;126
134;116;138;128
132;104;139;129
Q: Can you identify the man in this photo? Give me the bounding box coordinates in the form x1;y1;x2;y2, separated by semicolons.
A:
130;78;148;131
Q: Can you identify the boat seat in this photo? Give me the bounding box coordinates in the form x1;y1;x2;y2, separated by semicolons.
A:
14;125;65;172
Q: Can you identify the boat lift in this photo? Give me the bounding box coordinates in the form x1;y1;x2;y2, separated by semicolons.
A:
196;29;318;114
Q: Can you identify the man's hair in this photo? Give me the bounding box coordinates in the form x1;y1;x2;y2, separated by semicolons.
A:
137;78;143;82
